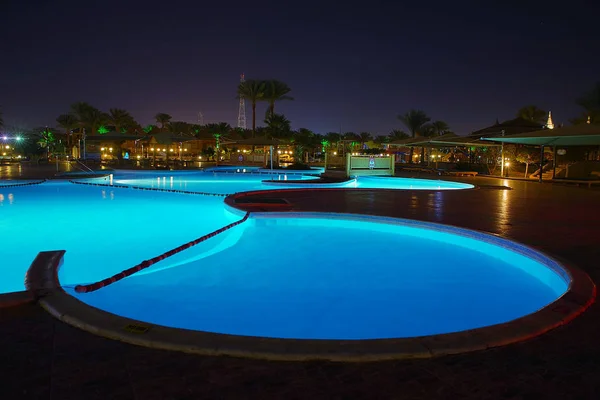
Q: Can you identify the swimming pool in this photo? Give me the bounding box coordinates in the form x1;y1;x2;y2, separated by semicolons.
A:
98;169;474;194
4;176;595;359
59;211;569;340
0;172;470;295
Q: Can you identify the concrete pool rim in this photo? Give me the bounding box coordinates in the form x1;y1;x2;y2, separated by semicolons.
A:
27;211;596;362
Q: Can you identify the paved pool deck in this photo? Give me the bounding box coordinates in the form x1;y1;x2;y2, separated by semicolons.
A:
1;173;600;399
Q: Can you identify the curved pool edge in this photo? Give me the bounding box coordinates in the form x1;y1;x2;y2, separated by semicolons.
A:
31;225;596;362
223;185;478;212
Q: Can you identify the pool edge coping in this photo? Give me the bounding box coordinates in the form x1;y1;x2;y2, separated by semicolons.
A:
31;232;596;362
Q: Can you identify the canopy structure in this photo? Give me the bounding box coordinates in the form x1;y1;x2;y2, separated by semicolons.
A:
143;132;197;145
470;117;543;138
428;135;501;147
482;124;600;146
389;133;501;148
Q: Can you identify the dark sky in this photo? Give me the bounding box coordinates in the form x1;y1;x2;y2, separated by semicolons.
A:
1;0;599;135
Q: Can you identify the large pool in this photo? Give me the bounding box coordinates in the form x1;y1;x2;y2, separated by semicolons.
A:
1;174;569;341
102;168;474;194
60;211;568;339
0;172;470;294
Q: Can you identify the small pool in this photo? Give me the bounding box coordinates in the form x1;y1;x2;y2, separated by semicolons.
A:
61;212;569;340
98;169;474;194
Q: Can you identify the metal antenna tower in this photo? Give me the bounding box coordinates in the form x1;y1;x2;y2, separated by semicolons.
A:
237;73;247;129
197;111;204;125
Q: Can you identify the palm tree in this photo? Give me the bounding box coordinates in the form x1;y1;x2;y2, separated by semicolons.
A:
388;129;409;141
56;114;78;149
262;80;293;118
206;123;231;166
517;105;547;124
206;122;231;135
70;102;92;136
0;108;4;129
37;127;55;158
143;124;158;134
169;121;192;135
292;128;316;163
572;83;600;124
398;110;431;138
237;79;266;136
398;110;430;163
430;120;451;135
70;102;108;135
374;135;389;145
324;132;341;155
420;124;436;138
109;108;135;133
154;113;172;131
343;132;360;154
85;108;109;135
359;132;372;149
264;113;291;139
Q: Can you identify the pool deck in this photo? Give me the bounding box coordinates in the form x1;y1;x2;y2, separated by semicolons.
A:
2;172;600;399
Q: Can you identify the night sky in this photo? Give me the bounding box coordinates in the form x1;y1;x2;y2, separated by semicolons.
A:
1;0;599;135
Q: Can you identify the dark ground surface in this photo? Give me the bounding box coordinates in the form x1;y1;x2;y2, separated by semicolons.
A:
1;166;600;399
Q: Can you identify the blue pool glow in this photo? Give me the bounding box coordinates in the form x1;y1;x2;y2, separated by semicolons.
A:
1;179;568;339
61;212;568;340
102;169;474;193
0;181;236;294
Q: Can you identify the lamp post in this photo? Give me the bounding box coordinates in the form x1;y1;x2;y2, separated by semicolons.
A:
321;140;329;170
499;130;505;177
82;128;86;161
213;134;221;167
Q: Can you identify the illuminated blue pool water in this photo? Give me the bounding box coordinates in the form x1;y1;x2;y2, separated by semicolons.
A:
0;181;236;293
59;212;569;339
102;169;474;194
1;180;569;339
1;173;469;294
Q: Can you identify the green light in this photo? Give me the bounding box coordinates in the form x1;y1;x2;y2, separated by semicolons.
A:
16;136;22;141
98;125;109;134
